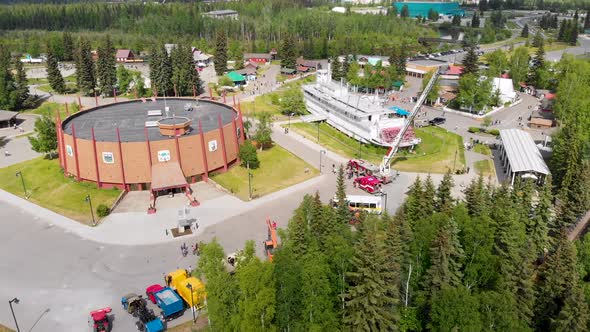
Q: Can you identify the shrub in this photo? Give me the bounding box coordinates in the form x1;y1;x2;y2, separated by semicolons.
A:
239;140;260;169
487;128;500;136
468;127;481;133
96;204;110;218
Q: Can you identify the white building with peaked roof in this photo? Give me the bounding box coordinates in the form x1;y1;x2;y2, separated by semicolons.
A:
492;77;517;104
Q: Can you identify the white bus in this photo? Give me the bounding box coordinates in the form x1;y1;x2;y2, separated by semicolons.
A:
332;195;383;215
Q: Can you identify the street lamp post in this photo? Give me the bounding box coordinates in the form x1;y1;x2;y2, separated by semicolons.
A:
186;283;196;324
85;194;96;226
8;297;20;332
380;191;388;214
319;150;326;173
288;112;294;129
15;171;27;199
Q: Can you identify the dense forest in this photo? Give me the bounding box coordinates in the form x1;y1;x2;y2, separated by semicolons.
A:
196;166;590;331
0;1;434;58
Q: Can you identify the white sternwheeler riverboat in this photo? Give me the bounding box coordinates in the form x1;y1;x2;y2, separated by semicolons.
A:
301;67;421;148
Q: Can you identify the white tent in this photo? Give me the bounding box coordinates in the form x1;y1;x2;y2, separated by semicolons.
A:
492;77;517;104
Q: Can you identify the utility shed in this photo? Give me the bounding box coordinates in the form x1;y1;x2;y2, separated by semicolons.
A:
498;129;550;185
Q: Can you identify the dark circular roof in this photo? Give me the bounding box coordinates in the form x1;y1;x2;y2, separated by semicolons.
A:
61;98;237;142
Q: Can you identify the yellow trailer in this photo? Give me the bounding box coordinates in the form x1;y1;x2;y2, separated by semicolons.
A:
165;269;206;309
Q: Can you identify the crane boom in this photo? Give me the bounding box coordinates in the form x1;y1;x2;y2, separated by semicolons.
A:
380;70;440;175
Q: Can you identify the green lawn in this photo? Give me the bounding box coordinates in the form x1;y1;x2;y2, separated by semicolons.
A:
212;145;319;201
26;101;80;119
27;77;48;85
473;143;491;156
241;75;315;118
391;126;466;174
0;157;121;224
36;82;78;94
289;122;389;164
472;143;496;178
289;123;465;173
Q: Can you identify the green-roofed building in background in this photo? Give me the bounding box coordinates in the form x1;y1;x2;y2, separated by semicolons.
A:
226;71;246;86
394;1;465;18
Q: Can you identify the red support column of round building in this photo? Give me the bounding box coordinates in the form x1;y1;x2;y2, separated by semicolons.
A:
198;120;209;182
217;114;228;172
77;95;82;109
231;118;240;164
116;127;128;191
144;127;152;167
55;115;63;169
237;106;245;142
174;130;182;169
60;120;67;174
71;124;81;181
91;127;101;188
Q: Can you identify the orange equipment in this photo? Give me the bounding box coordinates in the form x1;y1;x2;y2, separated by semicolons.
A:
264;217;278;262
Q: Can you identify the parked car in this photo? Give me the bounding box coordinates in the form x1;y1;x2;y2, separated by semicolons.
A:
429;117;446;126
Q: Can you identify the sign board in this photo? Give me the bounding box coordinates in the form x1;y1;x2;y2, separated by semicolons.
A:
208;140;218;152
158;150;171;162
102;152;114;164
66;145;73;157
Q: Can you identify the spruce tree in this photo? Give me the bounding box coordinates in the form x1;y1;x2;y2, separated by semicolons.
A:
96;35;116;96
149;46;161;94
532;30;544;48
532;176;552;253
435;171;454;214
301;245;338;331
471;13;481;28
46;44;66;94
151;45;172;96
464;174;489;216
62;32;74;61
273;246;303;332
335;165;350;224
422;218;464;293
531;40;545;86
423;175;436;215
521;23;529;38
511;240;536;326
287;195;314;257
171;45;199;96
452;15;461;26
462;46;479;76
404;176;425;223
14;56;29;109
214;31;228;75
343;218;399;330
0;45;16;111
383;214;402;302
75;37;95;95
585;10;590;30
551;284;589;332
535;232;584;330
281;33;297;70
491;184;526;289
